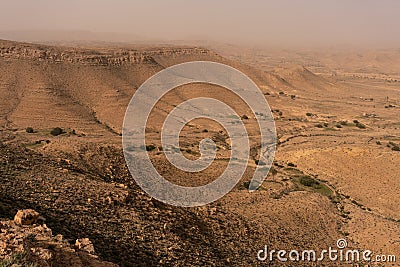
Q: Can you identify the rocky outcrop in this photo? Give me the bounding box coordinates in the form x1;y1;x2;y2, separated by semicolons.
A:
0;40;212;66
0;210;117;267
14;209;40;225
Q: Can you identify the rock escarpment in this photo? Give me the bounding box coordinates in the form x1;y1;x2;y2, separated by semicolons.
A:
0;40;212;66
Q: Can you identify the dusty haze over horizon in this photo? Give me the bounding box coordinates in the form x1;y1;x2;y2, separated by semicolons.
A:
1;0;400;48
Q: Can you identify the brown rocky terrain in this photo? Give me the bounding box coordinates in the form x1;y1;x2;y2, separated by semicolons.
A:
0;39;399;266
0;209;117;266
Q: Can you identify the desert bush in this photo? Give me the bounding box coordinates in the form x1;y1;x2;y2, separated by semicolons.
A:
306;112;313;117
392;145;400;151
353;120;359;124
145;144;156;151
388;141;397;147
316;124;324;128
26;127;34;133
323;122;329;127
340;121;348;126
255;159;266;166
241;115;249;120
385;104;396;108
335;124;342;128
376;141;382;145
50;127;63;136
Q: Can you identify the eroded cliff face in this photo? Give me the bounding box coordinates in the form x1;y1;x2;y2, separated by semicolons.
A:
0;40;212;66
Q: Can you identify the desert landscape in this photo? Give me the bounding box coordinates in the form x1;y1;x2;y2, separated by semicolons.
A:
0;37;398;266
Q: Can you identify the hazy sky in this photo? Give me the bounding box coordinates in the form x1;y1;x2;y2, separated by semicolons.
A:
1;0;400;47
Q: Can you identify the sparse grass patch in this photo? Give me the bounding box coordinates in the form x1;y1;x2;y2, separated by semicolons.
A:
185;148;200;156
299;175;319;187
355;123;366;129
292;174;335;198
323;127;337;131
0;252;37;267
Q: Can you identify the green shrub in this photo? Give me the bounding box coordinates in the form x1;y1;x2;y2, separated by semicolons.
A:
392;145;400;151
26;127;34;133
255;159;266;166
145;144;156;151
50;127;63;136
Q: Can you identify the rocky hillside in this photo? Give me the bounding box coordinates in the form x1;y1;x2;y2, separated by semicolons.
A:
0;209;116;267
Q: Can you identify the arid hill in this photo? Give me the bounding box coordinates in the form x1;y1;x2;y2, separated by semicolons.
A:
1;40;399;266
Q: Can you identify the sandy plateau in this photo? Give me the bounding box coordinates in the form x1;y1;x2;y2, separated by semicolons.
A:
0;39;399;266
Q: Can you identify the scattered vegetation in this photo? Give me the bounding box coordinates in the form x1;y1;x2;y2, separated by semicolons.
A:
26;127;34;133
385;104;396;108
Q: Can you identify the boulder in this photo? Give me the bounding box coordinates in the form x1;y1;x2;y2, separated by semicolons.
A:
14;209;40;225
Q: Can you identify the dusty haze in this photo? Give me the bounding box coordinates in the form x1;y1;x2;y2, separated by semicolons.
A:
1;0;400;47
